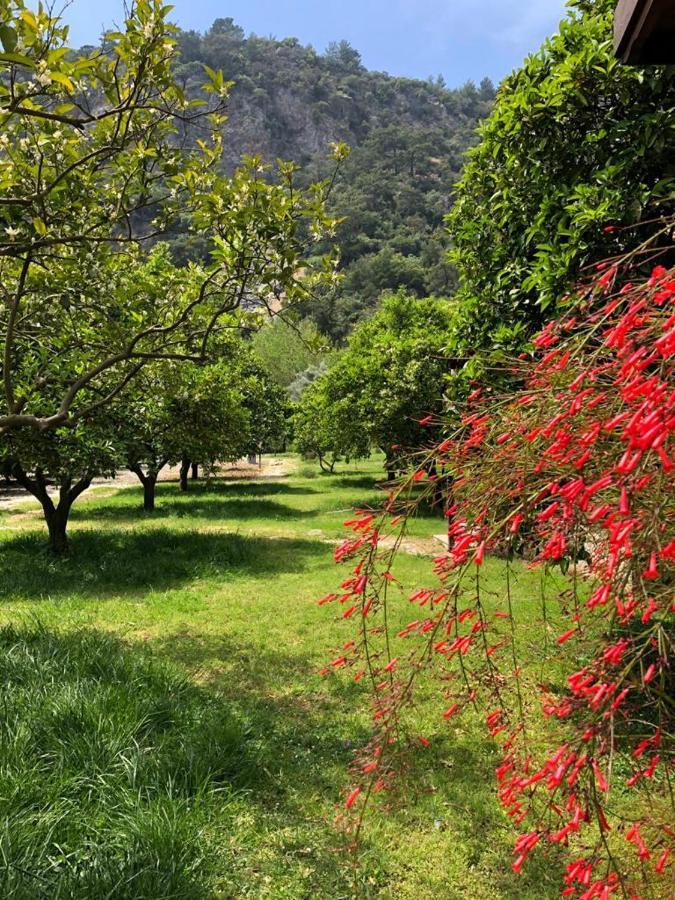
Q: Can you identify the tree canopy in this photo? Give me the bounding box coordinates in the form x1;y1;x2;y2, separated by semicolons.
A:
447;0;675;354
0;1;341;434
295;294;457;471
251;316;330;390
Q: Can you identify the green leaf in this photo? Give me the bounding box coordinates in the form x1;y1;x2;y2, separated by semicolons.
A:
32;217;47;236
19;10;38;31
0;25;18;53
50;71;75;93
0;51;35;68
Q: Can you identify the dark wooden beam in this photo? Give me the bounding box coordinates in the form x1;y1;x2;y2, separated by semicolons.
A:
614;0;675;64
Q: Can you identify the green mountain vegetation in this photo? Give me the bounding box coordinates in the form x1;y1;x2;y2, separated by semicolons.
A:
170;19;495;339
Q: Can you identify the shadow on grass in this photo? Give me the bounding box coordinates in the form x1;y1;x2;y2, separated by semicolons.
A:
165;479;319;498
154;629;371;797
150;629;562;897
0;620;562;897
322;474;384;491
0;623;375;897
71;494;315;524
0;529;328;600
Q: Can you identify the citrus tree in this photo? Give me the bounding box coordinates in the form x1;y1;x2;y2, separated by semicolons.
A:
447;0;675;355
0;0;343;435
295;294;457;476
112;333;288;509
1;414;119;553
293;377;368;474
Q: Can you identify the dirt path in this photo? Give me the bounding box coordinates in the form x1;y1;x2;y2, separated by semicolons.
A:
0;456;296;512
321;533;446;558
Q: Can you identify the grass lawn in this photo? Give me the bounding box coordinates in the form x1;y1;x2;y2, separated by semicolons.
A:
0;455;566;898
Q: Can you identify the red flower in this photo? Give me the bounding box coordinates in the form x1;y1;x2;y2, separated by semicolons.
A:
557;626;580;645
344;787;361;809
642;552;659;580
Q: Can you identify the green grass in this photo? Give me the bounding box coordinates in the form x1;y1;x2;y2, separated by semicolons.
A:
0;625;248;899
0;456;565;898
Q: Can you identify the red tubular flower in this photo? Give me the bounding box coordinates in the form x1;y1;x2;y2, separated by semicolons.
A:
537;501;560;522
641;597;659;624
642;552;659;580
626;823;650;860
616;449;642;474
509;512;524;533
557;628;578;645
660;539;675;560
643;662;658;684
511;853;527;875
619;487;630;515
655;848;671;874
344;787;361;809
592;759;608;792
649;264;667;285
656;446;674;471
598;266;618;288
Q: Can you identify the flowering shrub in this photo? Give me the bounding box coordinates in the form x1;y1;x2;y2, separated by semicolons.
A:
322;261;674;896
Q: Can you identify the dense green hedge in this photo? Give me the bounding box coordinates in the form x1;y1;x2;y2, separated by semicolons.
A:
447;0;675;354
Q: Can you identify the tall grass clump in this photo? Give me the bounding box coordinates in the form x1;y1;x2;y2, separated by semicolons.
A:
0;624;250;899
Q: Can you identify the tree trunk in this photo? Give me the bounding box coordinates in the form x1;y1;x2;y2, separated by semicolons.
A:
180;456;190;492
382;449;396;483
318;454;335;474
12;465;91;555
129;462;164;512
45;504;71;555
143;476;157;512
191;462;199;480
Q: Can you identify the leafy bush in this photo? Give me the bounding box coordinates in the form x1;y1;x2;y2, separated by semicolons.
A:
294;293;457;473
448;0;675;354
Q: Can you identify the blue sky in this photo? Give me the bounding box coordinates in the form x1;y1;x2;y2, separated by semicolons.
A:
53;0;569;86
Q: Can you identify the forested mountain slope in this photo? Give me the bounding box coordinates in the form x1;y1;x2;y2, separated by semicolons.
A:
169;18;495;339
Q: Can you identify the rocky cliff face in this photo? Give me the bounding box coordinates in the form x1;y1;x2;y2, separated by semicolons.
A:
172;20;496;338
176;26;493;171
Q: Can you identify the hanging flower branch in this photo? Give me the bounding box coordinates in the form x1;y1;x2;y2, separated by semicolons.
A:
322;254;674;897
